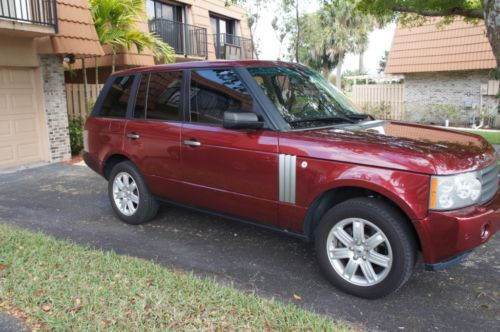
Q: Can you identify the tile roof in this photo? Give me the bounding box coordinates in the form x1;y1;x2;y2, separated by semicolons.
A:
51;0;104;57
385;18;496;74
75;19;155;69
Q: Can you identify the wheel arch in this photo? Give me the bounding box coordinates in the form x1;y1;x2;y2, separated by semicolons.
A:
102;154;132;180
303;185;422;251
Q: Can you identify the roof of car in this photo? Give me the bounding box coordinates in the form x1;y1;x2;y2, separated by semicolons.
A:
114;60;300;76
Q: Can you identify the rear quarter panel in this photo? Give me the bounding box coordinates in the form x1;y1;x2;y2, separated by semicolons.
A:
84;117;127;175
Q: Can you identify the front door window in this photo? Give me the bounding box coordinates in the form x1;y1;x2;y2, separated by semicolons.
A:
188;69;253;125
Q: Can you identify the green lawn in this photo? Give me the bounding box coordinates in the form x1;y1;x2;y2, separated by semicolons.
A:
0;225;350;331
460;129;500;145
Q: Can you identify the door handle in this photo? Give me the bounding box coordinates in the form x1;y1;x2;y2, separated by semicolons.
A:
127;133;140;139
183;139;201;147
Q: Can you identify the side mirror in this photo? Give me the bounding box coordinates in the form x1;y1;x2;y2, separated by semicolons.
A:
223;111;264;130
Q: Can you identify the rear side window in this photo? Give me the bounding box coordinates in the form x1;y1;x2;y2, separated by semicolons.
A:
133;71;183;121
99;76;134;118
189;69;253;125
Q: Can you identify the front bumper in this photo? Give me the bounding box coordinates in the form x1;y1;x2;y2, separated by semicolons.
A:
415;187;500;266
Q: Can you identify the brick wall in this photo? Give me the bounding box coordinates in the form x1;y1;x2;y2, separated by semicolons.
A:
404;70;499;127
40;55;71;162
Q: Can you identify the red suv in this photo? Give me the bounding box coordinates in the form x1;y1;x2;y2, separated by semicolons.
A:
84;61;499;298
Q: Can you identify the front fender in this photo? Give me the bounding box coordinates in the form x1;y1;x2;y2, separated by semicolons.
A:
296;158;430;221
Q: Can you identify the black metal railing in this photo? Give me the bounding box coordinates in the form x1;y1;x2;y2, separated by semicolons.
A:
149;18;208;58
0;0;57;30
212;33;254;60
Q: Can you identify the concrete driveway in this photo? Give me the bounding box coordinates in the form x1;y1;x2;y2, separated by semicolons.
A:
0;164;499;331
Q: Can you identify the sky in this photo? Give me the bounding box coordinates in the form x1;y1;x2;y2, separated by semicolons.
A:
249;1;396;75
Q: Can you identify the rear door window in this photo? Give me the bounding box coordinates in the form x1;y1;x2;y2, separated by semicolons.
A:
146;71;183;121
133;71;183;121
99;76;134;118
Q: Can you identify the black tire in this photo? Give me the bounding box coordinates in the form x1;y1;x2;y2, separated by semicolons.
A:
314;197;417;299
108;161;159;225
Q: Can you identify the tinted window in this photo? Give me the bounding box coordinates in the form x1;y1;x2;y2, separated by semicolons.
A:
100;76;134;118
189;69;252;125
134;74;149;119
248;66;359;129
147;71;183;121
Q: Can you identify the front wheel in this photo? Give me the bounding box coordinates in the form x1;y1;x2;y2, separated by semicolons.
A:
108;161;159;225
315;197;417;299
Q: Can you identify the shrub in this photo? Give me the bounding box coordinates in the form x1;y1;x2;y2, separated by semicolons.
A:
408;104;462;126
68;116;85;155
362;102;393;119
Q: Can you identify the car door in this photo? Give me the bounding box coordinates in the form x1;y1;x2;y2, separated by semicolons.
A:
124;70;184;200
179;68;279;226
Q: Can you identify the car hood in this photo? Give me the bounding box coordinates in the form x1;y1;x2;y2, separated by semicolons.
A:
279;121;497;175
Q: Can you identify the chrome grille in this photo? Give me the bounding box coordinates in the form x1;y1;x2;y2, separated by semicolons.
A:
479;163;499;204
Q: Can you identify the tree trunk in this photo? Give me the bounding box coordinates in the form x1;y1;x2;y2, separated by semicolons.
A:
295;1;300;63
278;39;283;61
111;48;117;73
322;62;330;79
82;58;88;105
484;0;500;73
95;57;99;85
336;51;344;89
248;24;258;60
358;49;365;73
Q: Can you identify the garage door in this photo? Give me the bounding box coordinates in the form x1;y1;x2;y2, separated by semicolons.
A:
0;67;46;169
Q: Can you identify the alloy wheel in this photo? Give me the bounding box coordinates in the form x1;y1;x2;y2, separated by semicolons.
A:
326;218;393;287
112;171;140;216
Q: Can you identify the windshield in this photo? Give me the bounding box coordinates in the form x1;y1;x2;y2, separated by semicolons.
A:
247;66;363;129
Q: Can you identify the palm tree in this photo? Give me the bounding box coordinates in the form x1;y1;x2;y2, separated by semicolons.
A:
356;16;381;73
299;12;339;78
321;0;372;88
90;0;175;74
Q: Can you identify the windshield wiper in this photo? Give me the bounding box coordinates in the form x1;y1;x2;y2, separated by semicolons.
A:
345;113;374;121
289;115;356;124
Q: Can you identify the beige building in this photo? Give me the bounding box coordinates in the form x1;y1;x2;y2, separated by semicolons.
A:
73;0;255;82
0;0;253;170
0;0;104;170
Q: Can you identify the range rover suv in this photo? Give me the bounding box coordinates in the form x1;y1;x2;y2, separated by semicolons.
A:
84;61;499;299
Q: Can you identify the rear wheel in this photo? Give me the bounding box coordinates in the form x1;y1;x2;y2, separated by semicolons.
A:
108;161;158;224
315;197;417;299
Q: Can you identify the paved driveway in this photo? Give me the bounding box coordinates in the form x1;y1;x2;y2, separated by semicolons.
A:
0;164;499;331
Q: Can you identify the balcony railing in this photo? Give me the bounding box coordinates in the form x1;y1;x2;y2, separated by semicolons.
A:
149;18;207;59
212;33;254;60
0;0;57;30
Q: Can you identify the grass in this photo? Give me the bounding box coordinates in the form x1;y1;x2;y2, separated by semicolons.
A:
0;225;350;331
460;129;500;145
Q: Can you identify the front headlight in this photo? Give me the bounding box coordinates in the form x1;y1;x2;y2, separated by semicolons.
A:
429;171;482;210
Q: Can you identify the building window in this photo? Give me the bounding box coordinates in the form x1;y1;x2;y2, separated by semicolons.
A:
210;15;235;37
210;15;240;59
147;0;183;22
147;0;185;54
